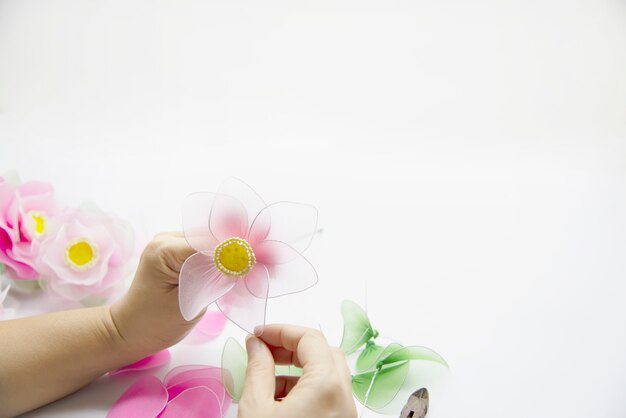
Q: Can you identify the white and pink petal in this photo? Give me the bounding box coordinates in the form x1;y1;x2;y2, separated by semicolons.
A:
216;264;269;335
254;240;318;298
178;252;237;321
248;202;318;253
218;177;267;229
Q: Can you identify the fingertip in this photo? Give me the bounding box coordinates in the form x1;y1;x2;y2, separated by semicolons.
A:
242;336;276;402
245;335;261;354
253;325;265;336
245;336;273;364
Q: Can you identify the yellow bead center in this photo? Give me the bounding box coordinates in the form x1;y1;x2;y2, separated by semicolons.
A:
214;237;255;277
33;214;45;235
25;211;47;238
65;239;99;271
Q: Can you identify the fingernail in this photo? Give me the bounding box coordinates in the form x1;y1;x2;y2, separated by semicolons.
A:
246;335;262;355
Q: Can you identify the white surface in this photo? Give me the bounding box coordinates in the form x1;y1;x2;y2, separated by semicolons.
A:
1;0;626;417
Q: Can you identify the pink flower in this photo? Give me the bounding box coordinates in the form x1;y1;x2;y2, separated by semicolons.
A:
107;366;231;418
179;178;318;334
0;178;60;280
37;204;135;302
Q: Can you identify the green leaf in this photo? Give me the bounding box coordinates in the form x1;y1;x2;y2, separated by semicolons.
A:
288;366;303;377
221;337;248;402
275;365;303;376
352;344;448;411
339;300;376;354
356;344;384;372
356;342;404;372
380;345;449;368
275;365;290;376
352;362;409;411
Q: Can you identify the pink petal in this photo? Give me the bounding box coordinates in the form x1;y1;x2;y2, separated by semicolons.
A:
253;240;318;298
164;366;228;408
216;264;269;335
0;182;17;225
218;178;266;230
209;193;248;241
168;377;225;404
109;350;171;376
178;252;237;321
196;310;228;338
248;202;318;253
240;262;270;299
183;192;221;252
16;183;58;218
158;387;222;418
0;233;38;280
17;181;54;197
0;245;38;280
164;365;222;388
107;375;168;418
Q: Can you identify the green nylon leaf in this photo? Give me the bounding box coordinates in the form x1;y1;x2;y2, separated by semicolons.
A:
275;365;290;376
352;362;409;411
356;342;404;372
275;365;303;376
221;337;248;402
356;344;384;372
339;300;375;354
288;366;304;377
380;345;449;368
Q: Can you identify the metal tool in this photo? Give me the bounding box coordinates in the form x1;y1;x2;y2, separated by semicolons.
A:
399;388;429;418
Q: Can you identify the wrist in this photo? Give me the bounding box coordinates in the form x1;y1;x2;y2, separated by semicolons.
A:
105;299;155;361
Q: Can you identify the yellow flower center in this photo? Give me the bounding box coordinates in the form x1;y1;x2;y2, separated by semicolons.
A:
33;214;45;235
214;237;256;277
65;238;99;271
25;211;47;238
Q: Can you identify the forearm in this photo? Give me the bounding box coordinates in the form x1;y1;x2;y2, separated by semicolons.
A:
0;306;146;417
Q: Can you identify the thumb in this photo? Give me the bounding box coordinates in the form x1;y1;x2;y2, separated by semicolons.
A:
242;336;276;404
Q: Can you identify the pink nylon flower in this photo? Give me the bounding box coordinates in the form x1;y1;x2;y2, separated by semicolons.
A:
36;204;135;303
180;178;318;334
107;366;231;418
0;178;60;280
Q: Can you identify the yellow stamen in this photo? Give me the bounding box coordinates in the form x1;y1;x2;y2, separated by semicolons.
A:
32;214;45;235
25;211;47;238
65;238;99;271
214;237;255;277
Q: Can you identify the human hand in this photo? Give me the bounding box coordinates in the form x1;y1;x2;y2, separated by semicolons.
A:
239;325;357;418
109;232;198;356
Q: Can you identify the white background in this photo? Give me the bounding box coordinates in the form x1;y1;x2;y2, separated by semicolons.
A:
1;0;626;417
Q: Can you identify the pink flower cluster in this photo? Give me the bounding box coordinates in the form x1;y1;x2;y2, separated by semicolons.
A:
0;174;134;303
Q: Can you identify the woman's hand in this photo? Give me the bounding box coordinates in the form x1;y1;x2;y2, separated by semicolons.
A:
110;231;198;356
239;325;357;418
0;232;199;417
